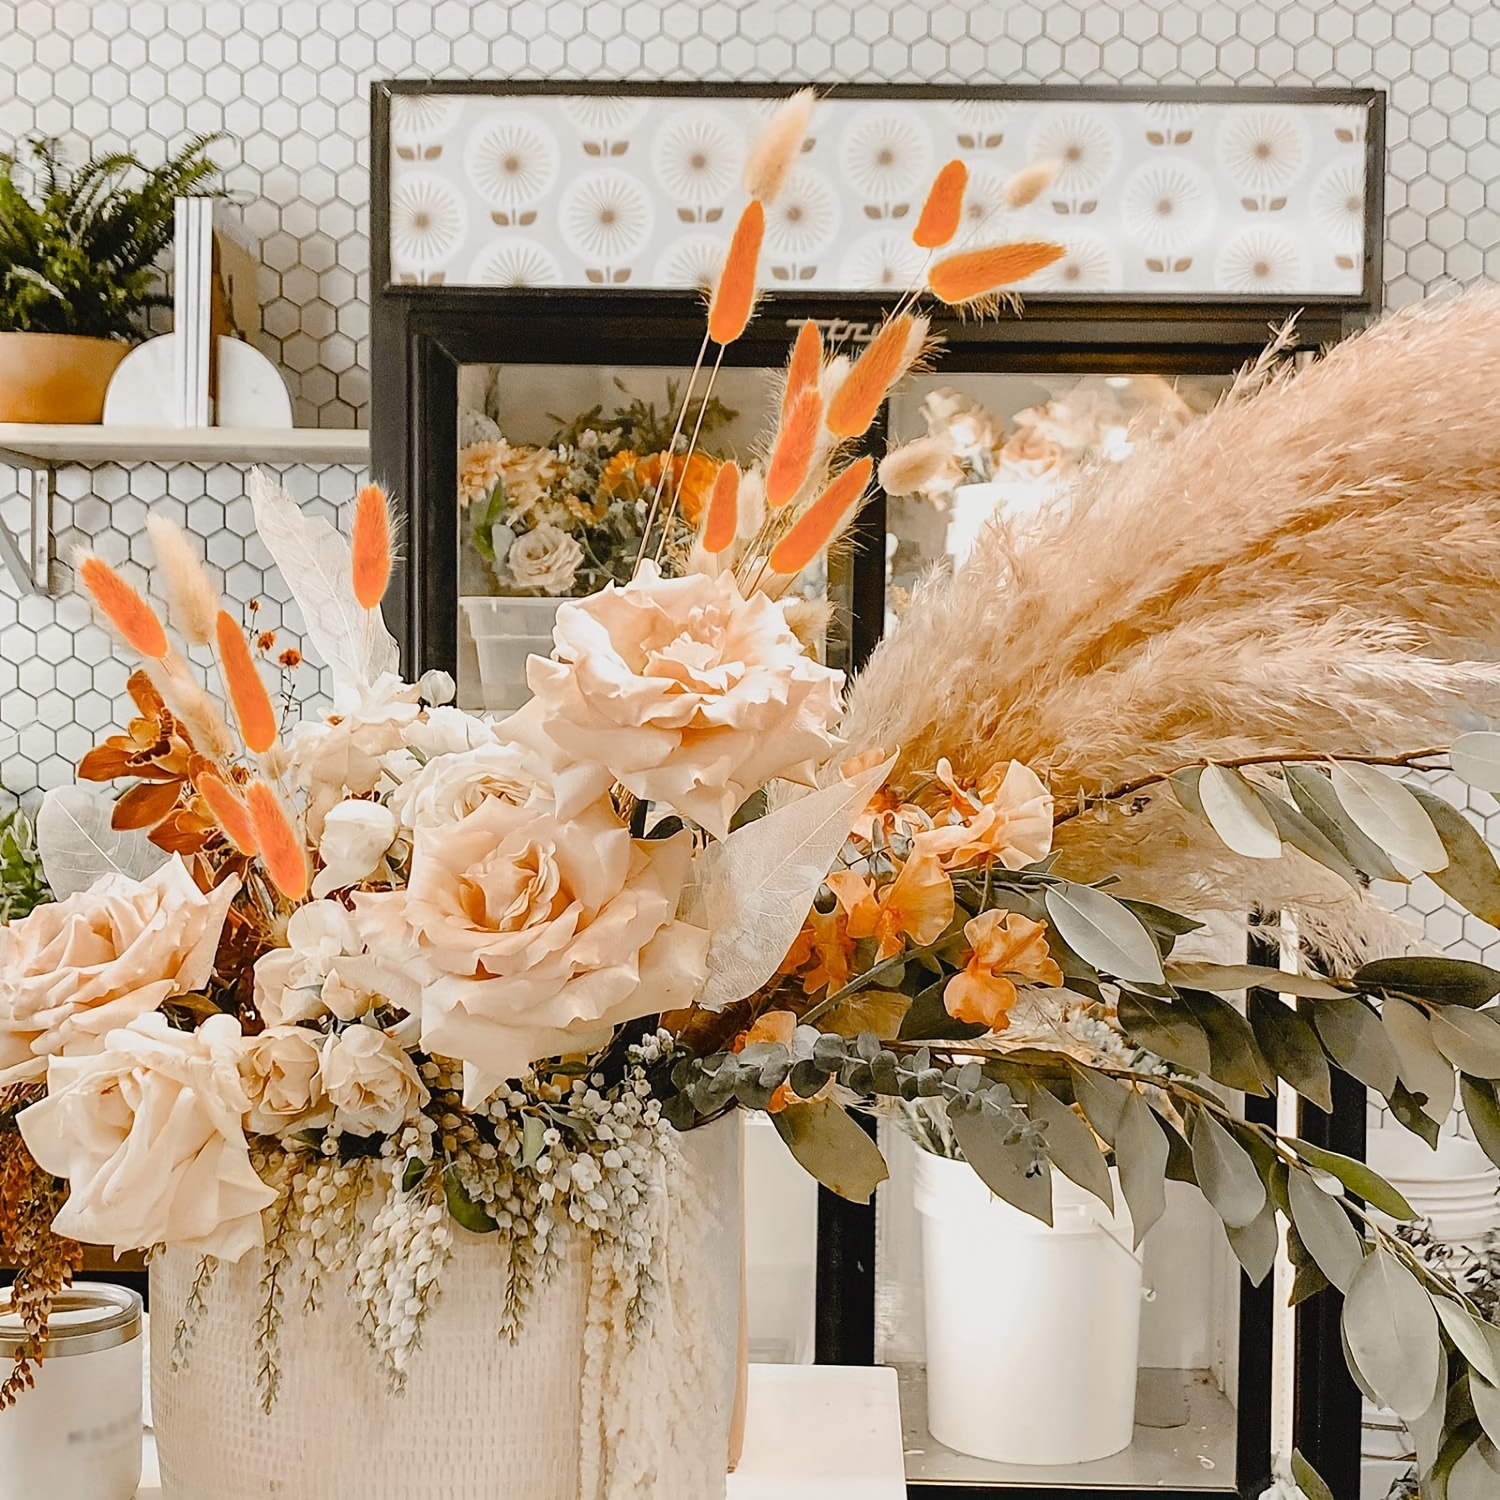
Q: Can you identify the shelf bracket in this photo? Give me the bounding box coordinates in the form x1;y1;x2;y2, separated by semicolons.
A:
0;456;54;596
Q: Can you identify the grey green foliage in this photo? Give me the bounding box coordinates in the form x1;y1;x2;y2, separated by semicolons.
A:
0;804;50;921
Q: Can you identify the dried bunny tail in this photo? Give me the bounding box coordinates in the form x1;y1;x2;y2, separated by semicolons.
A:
736;466;767;543
245;781;308;901
214;610;279;754
766;386;824;507
146;516;219;647
825;314;930;439
1003;159;1060;209
879;435;962;497
768;456;874;577
198;771;260;856
913;159;968;250
783;319;823;419
147;654;238;763
927;241;1066;306
76;553;169;659
745;87;817;204
707;199;765;345
351;484;392;611
840;287;1500;800
782;595;835;657
701;460;740;553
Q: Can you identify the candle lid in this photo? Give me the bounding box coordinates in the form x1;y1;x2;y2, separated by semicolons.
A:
0;1283;142;1358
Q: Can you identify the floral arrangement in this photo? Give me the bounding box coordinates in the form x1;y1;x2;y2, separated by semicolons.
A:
458;387;733;597
5;93;1500;1498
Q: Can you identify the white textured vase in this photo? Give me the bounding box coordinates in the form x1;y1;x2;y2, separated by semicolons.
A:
150;1115;741;1500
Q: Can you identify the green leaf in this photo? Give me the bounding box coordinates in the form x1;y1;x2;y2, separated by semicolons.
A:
1388;1079;1442;1148
1409;787;1500;927
1178;988;1275;1095
1452;732;1500;792
1357;956;1500;1008
1168;764;1205;819
1289;1138;1416;1219
1383;994;1456;1125
1115;1089;1168;1248
1449;1441;1500;1500
1287;1168;1364;1293
400;1157;428;1193
1472;1373;1500;1448
1045;884;1165;986
898;981;985;1043
1027;1084;1113;1210
1329;760;1449;873
1116;991;1211;1074
521;1113;546;1169
1248;992;1334;1112
949;1103;1053;1225
1311;996;1401;1096
1069;1064;1129;1146
1198;763;1283;859
1167;961;1349;1000
1284;763;1405;883
1190;1109;1267;1227
1430;1007;1500;1080
1342;1245;1442;1419
1253;785;1361;888
774;1099;889;1204
1462;1075;1500;1171
1434;1299;1500;1390
819;988;911;1041
443;1169;499;1233
1291;1449;1335;1500
1225;1201;1279;1286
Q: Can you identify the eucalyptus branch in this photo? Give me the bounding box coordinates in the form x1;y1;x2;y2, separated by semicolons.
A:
1054;746;1450;828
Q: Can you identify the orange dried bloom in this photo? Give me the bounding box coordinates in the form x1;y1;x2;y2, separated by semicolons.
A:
245;781;307;900
768;456;873;576
927;241;1067;305
829;849;954;962
256;631;277;653
351;483;392;610
198;772;260;856
913;159;968;250
765;386;823;508
707;198;765;345
825;314;924;439
943;910;1063;1031
782;320;823;420
278;648;303;670
702;461;740;553
214;610;278;754
77;555;169;659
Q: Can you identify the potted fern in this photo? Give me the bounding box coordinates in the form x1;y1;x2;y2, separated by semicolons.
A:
0;135;222;423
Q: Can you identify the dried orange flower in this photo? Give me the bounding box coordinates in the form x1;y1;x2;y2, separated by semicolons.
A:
943;910;1062;1031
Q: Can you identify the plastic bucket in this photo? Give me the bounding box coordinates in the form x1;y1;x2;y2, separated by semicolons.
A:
460;596;563;712
913;1148;1142;1465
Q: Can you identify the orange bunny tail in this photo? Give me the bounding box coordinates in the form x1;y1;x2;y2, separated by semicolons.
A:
351;484;392;610
928;241;1066;306
198;772;260;856
245;781;308;901
214;610;279;754
78;555;169;659
707;199;765;346
768;457;874;576
913;160;968;250
765;386;824;508
824;314;928;440
702;462;740;554
782;319;823;420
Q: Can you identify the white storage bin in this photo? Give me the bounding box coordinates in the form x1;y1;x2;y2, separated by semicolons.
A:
461;595;564;711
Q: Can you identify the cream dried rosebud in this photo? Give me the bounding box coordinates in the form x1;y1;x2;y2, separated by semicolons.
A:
321;1025;428;1137
878;436;965;498
418;668;456;706
313;799;397;899
1004;158;1061;209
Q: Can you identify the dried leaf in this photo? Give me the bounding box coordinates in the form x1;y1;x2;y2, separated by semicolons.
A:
36;783;168;898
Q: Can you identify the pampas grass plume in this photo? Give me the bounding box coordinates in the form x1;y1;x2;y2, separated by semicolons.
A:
77;554;169;659
879;436;963;497
146;516;220;647
1004;159;1060;209
745;88;816;204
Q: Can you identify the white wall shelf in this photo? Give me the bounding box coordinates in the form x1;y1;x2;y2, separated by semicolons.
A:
0;426;370;596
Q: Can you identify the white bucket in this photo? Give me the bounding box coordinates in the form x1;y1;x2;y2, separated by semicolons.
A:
913;1149;1142;1466
460;595;563;712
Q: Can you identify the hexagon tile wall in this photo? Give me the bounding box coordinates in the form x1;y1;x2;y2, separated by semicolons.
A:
2;0;1499;971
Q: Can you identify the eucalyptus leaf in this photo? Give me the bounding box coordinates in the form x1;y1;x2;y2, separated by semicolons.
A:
1069;1064;1129;1146
899;982;986;1043
1311;996;1401;1097
1115;1089;1168;1248
1291;1259;1332;1307
1451;732;1500;792
1388;1080;1441;1148
1027;1084;1113;1210
521;1113;546;1169
1284;763;1405;883
1167;962;1348;1000
1198;763;1283;859
1290;1138;1416;1220
1430;1007;1500;1080
1342;1245;1442;1419
1404;1350;1451;1478
1287;1168;1364;1293
1448;1441;1498;1500
1248;992;1334;1113
1225;1201;1279;1286
1190;1109;1267;1227
1045;884;1165;986
1409;786;1500;927
1291;1448;1335;1500
1254;784;1361;888
1116;991;1211;1074
949;1105;1053;1226
773;1099;889;1204
1434;1299;1500;1391
1329;760;1449;874
1383;994;1457;1125
1168;764;1205;819
1357;956;1500;1008
1472;1374;1500;1450
1178;988;1275;1095
1461;1075;1500;1172
1340;1315;1384;1407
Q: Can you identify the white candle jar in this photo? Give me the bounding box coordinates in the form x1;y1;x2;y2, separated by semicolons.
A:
0;1282;143;1499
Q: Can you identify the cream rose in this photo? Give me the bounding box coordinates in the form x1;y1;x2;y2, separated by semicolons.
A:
319;1024;427;1136
526;563;845;839
0;856;239;1086
17;1012;276;1260
506;523;583;595
312;798;398;898
361;792;708;1102
241;1025;330;1136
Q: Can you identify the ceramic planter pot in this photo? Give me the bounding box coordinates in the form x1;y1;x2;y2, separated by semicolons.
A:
0;331;131;423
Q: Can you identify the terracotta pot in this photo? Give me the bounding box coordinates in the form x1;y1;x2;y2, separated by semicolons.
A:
0;331;131;423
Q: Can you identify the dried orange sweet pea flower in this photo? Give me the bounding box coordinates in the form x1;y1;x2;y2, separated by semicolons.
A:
943;910;1063;1032
828;849;955;962
778;904;856;996
915;758;1054;872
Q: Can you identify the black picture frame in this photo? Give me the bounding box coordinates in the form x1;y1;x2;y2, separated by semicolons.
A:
369;78;1386;1499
